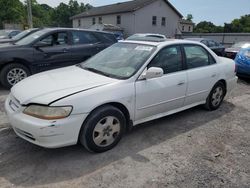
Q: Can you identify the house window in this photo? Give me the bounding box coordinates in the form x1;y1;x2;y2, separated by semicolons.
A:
117;15;121;24
188;26;191;32
152;16;157;26
78;19;81;27
161;17;166;26
182;25;185;31
92;17;96;25
98;17;102;24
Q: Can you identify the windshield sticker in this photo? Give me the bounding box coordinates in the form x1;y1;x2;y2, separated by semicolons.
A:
135;46;153;51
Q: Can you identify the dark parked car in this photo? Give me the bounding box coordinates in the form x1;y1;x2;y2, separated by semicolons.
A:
0;28;40;44
185;38;225;56
0;30;21;39
0;28;117;88
225;41;250;59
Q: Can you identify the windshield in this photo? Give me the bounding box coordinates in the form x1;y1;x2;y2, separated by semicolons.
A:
15;30;47;45
80;42;156;79
232;42;250;48
12;30;32;40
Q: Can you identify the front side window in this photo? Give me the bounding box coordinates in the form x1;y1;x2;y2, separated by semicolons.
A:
37;32;68;46
72;31;98;44
208;40;216;47
80;43;156;79
148;45;183;74
184;45;215;69
152;16;157;26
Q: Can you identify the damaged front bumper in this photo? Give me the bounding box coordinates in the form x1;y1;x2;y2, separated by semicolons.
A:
5;94;88;148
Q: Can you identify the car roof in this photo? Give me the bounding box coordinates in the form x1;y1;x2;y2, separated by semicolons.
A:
121;39;204;47
185;38;207;41
40;27;114;35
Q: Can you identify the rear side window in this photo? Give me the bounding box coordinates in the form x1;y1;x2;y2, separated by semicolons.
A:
72;31;98;45
184;45;215;69
94;32;117;43
208;40;216;47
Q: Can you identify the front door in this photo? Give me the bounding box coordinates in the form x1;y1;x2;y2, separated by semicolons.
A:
135;45;187;123
33;31;72;72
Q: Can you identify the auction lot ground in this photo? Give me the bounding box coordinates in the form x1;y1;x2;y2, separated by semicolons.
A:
0;79;249;188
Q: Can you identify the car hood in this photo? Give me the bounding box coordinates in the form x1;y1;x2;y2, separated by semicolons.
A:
11;66;118;105
0;38;13;44
0;43;21;50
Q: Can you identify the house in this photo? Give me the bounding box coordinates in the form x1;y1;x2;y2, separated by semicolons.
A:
179;19;194;33
71;0;183;37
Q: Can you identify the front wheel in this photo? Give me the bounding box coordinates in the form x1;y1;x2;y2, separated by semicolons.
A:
0;63;30;89
205;82;226;111
79;105;126;153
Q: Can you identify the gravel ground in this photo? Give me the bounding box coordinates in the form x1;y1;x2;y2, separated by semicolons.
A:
0;79;249;188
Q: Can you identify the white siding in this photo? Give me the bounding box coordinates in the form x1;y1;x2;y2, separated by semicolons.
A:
180;23;194;33
73;13;134;37
134;0;181;37
72;0;182;37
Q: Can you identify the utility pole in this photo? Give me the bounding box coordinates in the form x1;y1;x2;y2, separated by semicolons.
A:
27;0;33;28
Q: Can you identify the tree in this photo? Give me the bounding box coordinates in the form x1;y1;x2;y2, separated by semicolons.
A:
194;21;218;33
186;14;193;22
226;14;250;32
52;0;92;27
0;0;25;28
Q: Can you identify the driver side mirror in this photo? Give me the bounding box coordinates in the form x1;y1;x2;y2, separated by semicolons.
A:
33;41;50;48
139;67;164;80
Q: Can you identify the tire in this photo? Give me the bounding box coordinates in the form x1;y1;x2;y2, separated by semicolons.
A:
79;105;126;153
0;63;30;89
204;82;226;111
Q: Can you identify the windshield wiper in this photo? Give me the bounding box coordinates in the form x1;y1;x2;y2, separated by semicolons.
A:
83;67;113;78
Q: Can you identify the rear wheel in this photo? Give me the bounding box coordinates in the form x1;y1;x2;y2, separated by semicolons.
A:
0;63;30;89
79;105;126;153
205;82;226;111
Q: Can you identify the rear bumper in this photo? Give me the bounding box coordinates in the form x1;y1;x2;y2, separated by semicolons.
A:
226;76;238;97
5;95;88;148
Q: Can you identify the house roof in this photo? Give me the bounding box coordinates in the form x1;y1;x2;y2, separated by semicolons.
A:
71;0;183;20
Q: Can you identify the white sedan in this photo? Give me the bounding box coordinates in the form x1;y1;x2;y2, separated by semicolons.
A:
5;39;237;152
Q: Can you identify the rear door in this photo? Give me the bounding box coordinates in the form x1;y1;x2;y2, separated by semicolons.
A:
183;44;219;106
33;31;72;72
69;31;101;64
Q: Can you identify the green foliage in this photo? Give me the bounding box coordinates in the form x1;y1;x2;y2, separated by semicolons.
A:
0;0;25;28
194;14;250;33
186;14;193;21
0;0;92;29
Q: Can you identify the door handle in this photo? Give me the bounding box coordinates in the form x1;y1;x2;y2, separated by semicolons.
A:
211;74;217;78
177;81;185;86
62;48;69;53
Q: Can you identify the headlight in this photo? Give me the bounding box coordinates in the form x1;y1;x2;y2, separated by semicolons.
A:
23;105;73;120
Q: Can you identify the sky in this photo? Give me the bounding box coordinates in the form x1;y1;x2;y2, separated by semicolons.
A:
35;0;250;25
